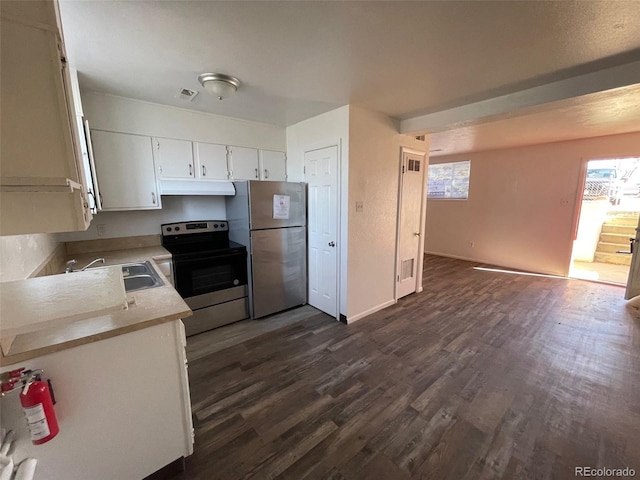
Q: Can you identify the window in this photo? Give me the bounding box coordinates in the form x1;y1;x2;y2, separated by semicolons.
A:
427;160;470;199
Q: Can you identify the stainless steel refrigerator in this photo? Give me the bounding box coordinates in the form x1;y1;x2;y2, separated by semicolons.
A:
226;181;307;319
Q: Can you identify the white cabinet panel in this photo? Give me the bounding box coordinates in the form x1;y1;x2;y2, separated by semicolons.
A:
156;137;194;179
0;1;92;235
91;130;161;210
195;142;228;180
0;320;193;480
229;146;260;180
260;150;287;181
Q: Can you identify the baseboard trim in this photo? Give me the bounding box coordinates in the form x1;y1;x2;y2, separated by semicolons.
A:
424;250;478;263
424;250;567;277
346;299;396;324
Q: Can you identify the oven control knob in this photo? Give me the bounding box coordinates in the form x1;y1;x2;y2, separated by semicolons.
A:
220;223;226;228
213;223;219;228
233;279;239;286
175;226;180;231
166;227;172;232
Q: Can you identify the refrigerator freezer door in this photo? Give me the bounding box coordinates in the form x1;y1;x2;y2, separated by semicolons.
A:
250;226;307;318
248;181;306;229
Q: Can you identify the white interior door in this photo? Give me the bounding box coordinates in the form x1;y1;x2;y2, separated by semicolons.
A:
396;150;426;299
625;215;640;299
305;146;339;317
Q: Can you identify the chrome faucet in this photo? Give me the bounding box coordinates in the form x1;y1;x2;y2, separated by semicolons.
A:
65;258;105;273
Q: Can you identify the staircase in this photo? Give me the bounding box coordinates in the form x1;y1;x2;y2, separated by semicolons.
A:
594;211;639;265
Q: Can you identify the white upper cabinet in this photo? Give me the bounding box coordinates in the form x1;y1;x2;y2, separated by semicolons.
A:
229;148;287;181
91;131;161;210
229;146;260;180
0;0;93;235
194;143;229;181
155;138;194;179
260;150;287;181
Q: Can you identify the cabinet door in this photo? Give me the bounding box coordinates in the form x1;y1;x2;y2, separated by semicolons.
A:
260;150;287;181
229;146;260;180
0;2;93;234
91;131;161;210
156;138;194;179
194;143;228;180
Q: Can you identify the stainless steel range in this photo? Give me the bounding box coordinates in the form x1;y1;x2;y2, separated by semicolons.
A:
161;220;248;336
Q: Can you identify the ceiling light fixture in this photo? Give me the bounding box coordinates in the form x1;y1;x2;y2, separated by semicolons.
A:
197;73;241;100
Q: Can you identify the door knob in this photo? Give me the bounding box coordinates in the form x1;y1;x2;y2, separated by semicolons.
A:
414;232;421;237
328;241;335;247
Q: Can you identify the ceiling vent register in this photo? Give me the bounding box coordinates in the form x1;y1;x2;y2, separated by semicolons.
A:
176;88;198;102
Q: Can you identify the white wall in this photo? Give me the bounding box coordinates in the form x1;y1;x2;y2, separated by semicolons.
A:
425;131;640;276
287;105;427;322
59;196;226;241
287;106;350;316
0;234;59;282
63;92;287;242
347;106;427;321
83;93;286;150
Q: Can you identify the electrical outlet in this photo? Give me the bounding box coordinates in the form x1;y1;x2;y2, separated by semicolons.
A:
356;201;364;213
97;224;106;237
469;241;474;248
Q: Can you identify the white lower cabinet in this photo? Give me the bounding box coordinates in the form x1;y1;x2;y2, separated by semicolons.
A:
91;130;161;210
0;320;193;480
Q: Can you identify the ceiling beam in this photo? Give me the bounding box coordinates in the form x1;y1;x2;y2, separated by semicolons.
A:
400;61;640;135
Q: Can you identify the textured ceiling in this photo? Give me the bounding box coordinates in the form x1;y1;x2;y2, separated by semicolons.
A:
429;83;640;156
59;1;640;127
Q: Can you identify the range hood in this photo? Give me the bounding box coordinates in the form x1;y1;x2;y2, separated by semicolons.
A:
160;180;236;196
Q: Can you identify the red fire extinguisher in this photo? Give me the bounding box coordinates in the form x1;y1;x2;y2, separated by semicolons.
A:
19;371;59;445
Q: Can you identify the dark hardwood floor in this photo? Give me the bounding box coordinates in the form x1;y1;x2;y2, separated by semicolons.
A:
173;255;640;479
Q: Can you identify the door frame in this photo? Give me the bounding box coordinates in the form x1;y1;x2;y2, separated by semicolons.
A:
567;157;589;272
303;139;342;321
395;147;428;300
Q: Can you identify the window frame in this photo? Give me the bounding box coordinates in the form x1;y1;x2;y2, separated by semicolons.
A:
427;160;471;200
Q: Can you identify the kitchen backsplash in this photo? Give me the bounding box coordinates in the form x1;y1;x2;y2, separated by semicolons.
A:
59;195;226;242
0;233;60;282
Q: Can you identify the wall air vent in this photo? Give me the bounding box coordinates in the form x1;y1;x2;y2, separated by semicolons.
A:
175;88;199;102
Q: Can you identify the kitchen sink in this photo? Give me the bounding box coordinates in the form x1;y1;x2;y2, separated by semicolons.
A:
120;262;164;292
124;274;160;291
88;261;164;292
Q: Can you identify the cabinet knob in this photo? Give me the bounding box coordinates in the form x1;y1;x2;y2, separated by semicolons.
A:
202;165;207;177
189;164;193;176
264;169;269;179
255;168;259;179
152;192;156;205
